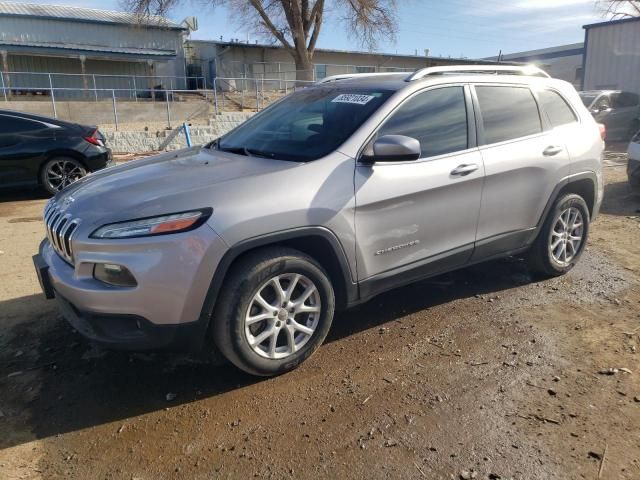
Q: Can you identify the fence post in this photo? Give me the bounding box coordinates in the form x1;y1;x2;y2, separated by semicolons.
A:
213;78;219;115
261;77;264;110
0;72;6;102
255;80;259;111
48;74;57;118
111;89;118;131
241;75;245;111
92;74;98;102
166;91;172;129
132;76;137;102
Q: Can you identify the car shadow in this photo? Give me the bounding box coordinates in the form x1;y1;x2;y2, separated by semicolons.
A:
0;186;49;203
0;256;536;450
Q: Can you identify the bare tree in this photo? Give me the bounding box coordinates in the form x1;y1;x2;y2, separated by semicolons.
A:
123;0;399;80
597;0;640;18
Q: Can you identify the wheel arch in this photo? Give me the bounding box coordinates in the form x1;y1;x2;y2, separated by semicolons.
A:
198;227;358;334
538;173;597;228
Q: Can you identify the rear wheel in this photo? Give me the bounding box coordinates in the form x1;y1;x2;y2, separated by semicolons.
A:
209;247;335;376
527;193;590;277
40;157;87;195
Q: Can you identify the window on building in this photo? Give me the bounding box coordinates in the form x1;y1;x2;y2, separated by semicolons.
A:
475;86;542;144
355;66;375;73
314;64;327;80
538;90;577;127
376;86;468;158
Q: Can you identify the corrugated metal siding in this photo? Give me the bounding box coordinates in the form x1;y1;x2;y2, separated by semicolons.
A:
4;55;150;89
584;21;640;93
0;16;181;52
0;2;180;28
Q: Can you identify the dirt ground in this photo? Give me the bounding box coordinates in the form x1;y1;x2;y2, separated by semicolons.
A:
0;156;639;480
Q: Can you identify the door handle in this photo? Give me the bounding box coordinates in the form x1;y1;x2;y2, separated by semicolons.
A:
450;163;479;176
543;146;563;156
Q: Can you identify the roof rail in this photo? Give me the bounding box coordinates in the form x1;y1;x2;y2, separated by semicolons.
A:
405;64;550;82
316;72;408;84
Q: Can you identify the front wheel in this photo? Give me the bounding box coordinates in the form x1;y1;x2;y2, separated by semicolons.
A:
527;193;590;277
210;247;335;376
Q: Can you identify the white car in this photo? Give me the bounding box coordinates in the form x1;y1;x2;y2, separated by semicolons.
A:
628;130;640;189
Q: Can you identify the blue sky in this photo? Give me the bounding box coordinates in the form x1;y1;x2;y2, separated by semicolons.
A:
19;0;606;58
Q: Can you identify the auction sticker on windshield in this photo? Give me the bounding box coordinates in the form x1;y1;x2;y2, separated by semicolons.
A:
332;94;375;105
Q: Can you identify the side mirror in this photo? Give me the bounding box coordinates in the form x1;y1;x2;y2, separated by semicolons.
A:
364;135;421;163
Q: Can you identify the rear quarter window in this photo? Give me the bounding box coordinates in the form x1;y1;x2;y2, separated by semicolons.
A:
538;90;578;127
0;115;47;134
475;86;542;145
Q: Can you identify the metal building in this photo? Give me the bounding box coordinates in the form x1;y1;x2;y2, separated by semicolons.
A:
186;39;512;87
0;2;189;95
582;17;640;93
484;43;584;88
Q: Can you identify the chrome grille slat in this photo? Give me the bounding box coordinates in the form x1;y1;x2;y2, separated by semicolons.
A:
43;200;81;265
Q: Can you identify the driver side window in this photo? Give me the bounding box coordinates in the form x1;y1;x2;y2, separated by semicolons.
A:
376;86;468;159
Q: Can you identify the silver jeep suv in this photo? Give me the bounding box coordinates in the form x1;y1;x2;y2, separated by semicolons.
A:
33;65;604;376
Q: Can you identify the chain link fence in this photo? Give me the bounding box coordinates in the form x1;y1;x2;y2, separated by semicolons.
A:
0;76;314;131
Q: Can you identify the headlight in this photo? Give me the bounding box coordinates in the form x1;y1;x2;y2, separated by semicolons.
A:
90;208;212;239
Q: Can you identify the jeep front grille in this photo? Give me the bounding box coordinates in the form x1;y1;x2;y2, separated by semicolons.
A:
44;201;80;264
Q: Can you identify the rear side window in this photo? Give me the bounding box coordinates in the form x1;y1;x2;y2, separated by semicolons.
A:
475;86;542;144
377;86;468;158
538;90;577;127
0;115;46;134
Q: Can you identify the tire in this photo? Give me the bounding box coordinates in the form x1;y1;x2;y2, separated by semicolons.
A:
210;247;335;376
527;193;590;277
40;157;87;195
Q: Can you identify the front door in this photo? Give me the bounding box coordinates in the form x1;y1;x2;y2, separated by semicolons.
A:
354;85;483;289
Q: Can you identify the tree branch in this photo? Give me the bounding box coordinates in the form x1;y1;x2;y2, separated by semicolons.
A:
249;0;293;50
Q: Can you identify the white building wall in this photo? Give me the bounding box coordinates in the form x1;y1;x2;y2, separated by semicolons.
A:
583;19;640;93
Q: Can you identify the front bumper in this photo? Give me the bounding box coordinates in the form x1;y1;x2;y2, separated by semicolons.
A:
34;224;228;350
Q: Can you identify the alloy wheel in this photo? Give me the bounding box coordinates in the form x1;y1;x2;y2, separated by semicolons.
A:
244;273;321;359
45;160;86;192
549;206;584;266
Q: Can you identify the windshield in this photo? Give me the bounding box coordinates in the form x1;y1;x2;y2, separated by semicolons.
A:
218;86;393;162
579;93;598;108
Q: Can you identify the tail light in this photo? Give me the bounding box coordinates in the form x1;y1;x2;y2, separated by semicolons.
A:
84;129;104;147
597;123;606;141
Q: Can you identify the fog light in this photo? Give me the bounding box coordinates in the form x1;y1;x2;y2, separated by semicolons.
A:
94;263;137;287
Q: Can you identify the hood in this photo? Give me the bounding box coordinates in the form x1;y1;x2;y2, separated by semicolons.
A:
54;146;299;228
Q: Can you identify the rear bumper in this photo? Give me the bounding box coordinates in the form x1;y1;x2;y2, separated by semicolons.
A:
83;145;113;171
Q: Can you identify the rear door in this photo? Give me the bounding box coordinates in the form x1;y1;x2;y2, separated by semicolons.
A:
354;85;484;284
471;84;571;260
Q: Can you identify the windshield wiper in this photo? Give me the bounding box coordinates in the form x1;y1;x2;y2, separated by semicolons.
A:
244;148;276;159
217;145;275;159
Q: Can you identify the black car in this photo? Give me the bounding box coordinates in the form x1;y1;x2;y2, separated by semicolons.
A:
0;110;113;195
